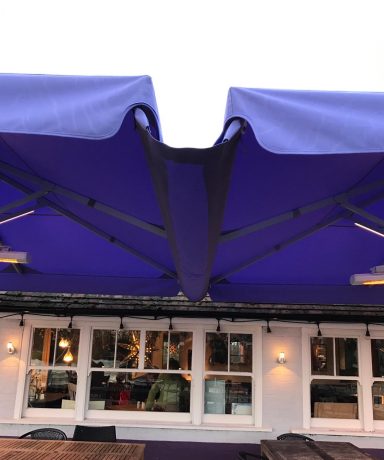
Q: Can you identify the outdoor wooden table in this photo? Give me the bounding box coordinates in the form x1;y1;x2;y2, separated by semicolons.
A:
260;439;373;459
0;438;145;460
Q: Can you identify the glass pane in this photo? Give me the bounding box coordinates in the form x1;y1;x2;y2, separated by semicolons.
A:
145;331;168;369
91;330;116;368
169;332;193;370
205;333;228;371
335;338;358;376
372;381;384;420
311;337;334;375
55;329;80;366
311;379;358;419
88;371;191;413
116;330;140;368
28;369;77;409
230;334;252;372
371;340;384;377
30;328;55;366
204;375;252;415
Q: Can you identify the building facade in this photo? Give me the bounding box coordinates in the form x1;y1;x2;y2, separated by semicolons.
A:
0;293;384;451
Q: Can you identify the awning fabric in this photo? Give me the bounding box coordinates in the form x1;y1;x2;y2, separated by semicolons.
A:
1;74;384;305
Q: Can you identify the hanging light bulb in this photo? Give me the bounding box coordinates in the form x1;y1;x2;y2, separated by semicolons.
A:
63;348;73;363
216;319;221;332
317;322;322;337
59;337;70;348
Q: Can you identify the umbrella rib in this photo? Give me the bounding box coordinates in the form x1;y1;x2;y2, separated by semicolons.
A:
0;171;176;279
0;188;50;213
338;200;384;228
212;188;384;284
220;178;384;243
0;159;166;238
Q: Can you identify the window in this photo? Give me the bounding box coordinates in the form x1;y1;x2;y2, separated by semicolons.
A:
26;327;79;411
204;333;253;416
88;329;192;413
310;337;359;421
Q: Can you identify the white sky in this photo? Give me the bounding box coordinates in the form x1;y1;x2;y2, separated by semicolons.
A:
1;0;384;147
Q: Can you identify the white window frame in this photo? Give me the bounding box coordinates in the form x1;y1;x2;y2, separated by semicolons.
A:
16;320;85;420
202;324;262;427
14;317;263;429
86;323;194;424
302;325;377;432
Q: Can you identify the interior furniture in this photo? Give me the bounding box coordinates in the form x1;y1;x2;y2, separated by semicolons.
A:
0;438;144;459
313;402;358;419
261;440;373;459
72;425;117;442
19;428;67;440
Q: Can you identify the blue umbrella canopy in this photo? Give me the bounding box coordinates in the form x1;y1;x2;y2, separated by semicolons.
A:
0;74;384;304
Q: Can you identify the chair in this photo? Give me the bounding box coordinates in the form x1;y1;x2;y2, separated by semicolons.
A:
277;433;313;441
72;425;116;442
19;428;67;440
237;452;263;460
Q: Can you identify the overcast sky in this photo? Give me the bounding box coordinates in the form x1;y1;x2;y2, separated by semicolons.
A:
1;0;383;147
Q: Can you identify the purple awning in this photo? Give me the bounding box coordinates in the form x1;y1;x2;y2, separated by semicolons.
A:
1;75;384;304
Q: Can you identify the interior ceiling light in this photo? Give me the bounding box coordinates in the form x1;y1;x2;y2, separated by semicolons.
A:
350;265;384;286
0;246;28;264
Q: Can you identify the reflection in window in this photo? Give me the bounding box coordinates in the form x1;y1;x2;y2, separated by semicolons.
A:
206;333;252;373
28;327;79;410
88;371;191;412
30;328;80;366
28;369;78;409
145;331;192;370
371;340;384;378
204;376;252;415
311;379;358;419
311;337;358;376
372;381;384;420
92;330;140;369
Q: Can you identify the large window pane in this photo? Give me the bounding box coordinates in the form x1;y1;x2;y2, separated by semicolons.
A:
372;381;384;420
311;337;334;375
55;329;80;366
311;379;358;419
88;371;191;412
335;338;358;376
371;340;384;378
204;376;252;415
230;334;252;372
30;328;55;366
145;331;168;369
206;333;228;371
91;330;116;368
116;330;140;368
28;369;77;409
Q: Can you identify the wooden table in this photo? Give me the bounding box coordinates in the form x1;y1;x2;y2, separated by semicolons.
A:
261;440;373;459
0;438;145;460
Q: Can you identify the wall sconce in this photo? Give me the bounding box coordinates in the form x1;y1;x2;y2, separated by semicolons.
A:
7;341;15;354
277;351;286;364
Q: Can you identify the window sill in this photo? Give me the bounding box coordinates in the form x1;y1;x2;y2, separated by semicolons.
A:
293;428;384;438
0;417;272;432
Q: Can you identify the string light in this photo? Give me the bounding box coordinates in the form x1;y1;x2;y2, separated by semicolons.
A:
59;337;70;348
317;322;322;337
366;324;371;337
19;314;24;327
169;317;173;330
68;316;73;329
119;316;124;330
216;319;221;332
266;320;272;333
